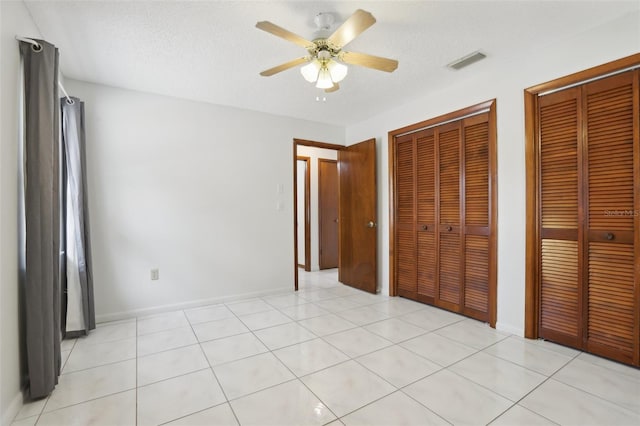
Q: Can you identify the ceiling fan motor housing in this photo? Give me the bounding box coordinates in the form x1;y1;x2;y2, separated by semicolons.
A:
309;40;341;62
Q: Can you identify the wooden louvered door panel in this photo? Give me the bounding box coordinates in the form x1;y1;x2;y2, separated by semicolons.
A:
584;72;638;365
392;101;496;325
462;114;490;321
395;134;417;298
538;87;583;348
437;122;462;311
416;129;436;302
537;70;640;365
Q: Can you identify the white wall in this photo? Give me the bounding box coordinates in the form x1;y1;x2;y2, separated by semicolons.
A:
346;11;640;336
64;80;344;321
0;2;43;423
296;146;339;271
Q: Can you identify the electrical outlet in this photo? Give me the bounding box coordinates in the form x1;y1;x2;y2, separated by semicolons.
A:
150;268;159;280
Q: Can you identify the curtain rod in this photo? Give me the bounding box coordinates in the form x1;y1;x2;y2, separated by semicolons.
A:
16;36;74;105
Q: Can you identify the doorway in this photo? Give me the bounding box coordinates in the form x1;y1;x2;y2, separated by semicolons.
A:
296;146;338;272
293;138;378;293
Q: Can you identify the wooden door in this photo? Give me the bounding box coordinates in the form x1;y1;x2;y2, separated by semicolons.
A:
339;139;377;293
436;122;462;311
583;72;638;364
319;159;339;269
395;134;417;297
394;127;439;304
390;100;497;325
462;114;491;322
537;70;639;365
537;86;582;348
416;129;437;302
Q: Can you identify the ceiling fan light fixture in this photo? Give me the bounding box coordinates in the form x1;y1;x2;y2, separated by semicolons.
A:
327;60;348;83
315;67;334;89
301;60;321;82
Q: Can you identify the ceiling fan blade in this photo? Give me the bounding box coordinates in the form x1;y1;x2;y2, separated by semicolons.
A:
260;57;308;77
327;9;376;48
325;83;340;93
256;21;314;49
341;51;398;72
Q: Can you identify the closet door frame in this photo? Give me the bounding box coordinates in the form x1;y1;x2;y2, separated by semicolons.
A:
524;54;640;364
388;99;498;327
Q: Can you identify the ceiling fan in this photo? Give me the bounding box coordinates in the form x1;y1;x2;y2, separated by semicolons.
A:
256;9;398;93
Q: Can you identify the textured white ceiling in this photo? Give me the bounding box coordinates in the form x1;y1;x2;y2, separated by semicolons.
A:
24;1;639;126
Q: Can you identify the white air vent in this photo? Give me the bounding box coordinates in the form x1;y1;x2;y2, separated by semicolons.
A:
447;51;487;70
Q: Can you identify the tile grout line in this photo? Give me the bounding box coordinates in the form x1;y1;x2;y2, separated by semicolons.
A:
58;354;138;376
265;282;455;423
391;331;540;424
274;280;458;422
479;336;575;376
308;301;515;424
143;309;241;425
30;388;138;422
482;347;582;425
211;278;412;422
186;309;242;425
546;357;640;415
293;280;455;424
222;296;289;424
48;270;637;426
221;289;346;423
267;284;373;420
487;403;560;426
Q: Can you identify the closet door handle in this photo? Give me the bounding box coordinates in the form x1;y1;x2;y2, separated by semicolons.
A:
606;232;615;240
447;226;453;232
421;225;428;231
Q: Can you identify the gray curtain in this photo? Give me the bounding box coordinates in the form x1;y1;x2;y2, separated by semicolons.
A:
19;39;62;399
61;97;95;337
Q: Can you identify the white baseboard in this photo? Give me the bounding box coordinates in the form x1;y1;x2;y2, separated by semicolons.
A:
95;286;292;324
3;391;23;426
496;321;524;337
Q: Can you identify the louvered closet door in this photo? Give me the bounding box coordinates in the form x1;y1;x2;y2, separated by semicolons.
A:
462;113;490;321
416;129;436;302
437;122;462;311
538;87;582;348
395;134;417;297
584;72;638;365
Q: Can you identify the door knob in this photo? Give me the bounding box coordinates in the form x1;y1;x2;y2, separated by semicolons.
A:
606;233;615;240
447;226;453;232
367;221;377;228
422;225;428;231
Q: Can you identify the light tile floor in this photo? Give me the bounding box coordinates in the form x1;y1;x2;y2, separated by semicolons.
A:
12;269;640;426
